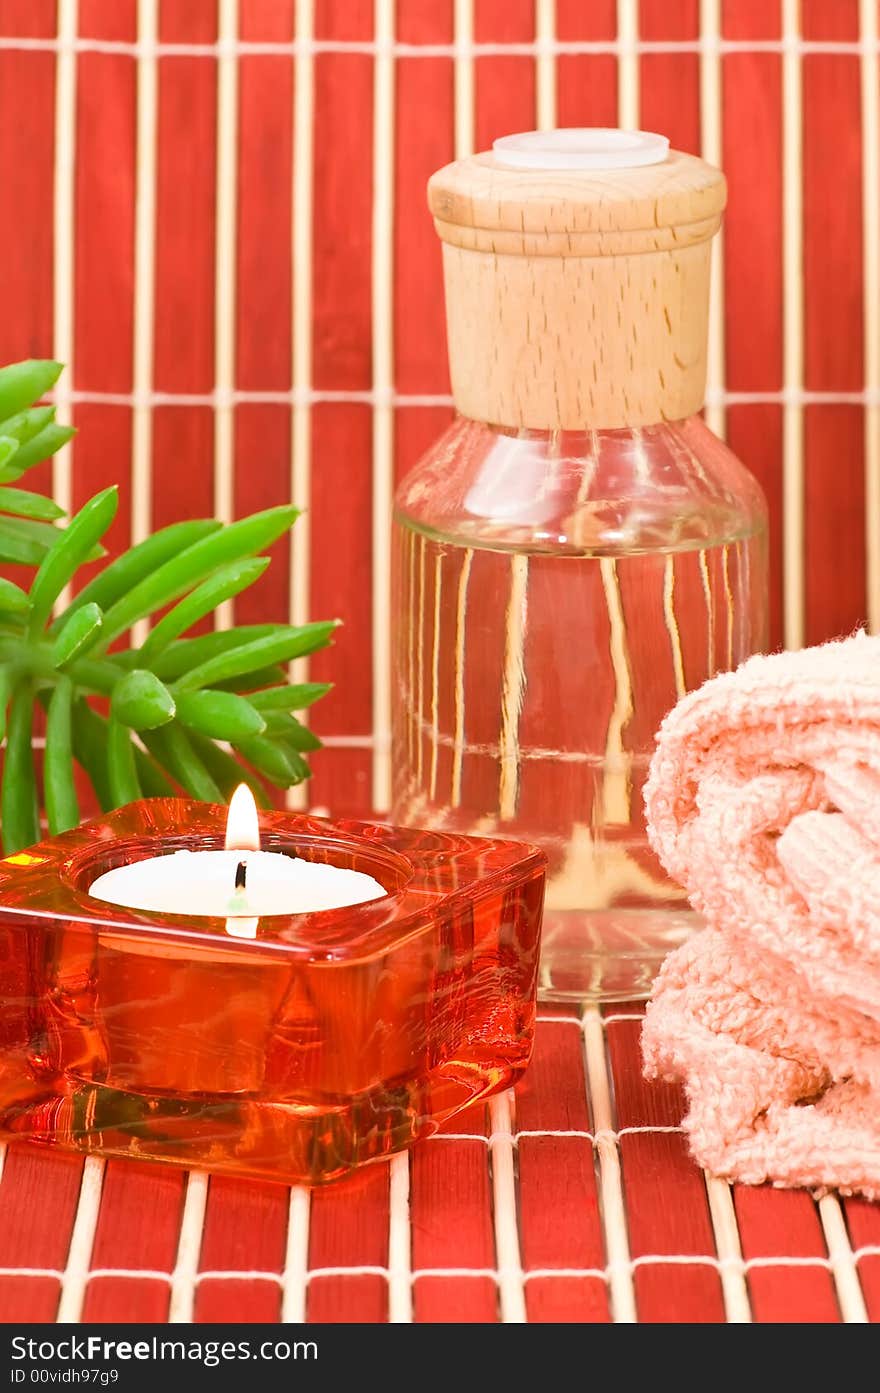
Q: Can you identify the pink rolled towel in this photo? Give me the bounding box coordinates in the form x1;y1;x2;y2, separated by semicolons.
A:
642;630;880;1198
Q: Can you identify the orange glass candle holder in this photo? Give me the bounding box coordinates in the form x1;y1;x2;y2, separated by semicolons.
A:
0;799;545;1184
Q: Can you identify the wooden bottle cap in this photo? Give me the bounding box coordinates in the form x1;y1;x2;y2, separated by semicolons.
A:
428;130;727;431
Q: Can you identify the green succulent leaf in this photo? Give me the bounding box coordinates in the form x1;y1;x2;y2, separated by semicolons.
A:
0;360;62;423
0;518;52;566
69;698;114;812
1;515;103;566
137;557;270;664
150;625;279;681
97;505;299;647
1;422;76;482
280;745;311;783
0;666;12;742
62;517;222;623
66;698;172;802
133;742;176;798
112;668;176;731
52;602;103;667
66;656;119;697
215;665;288;693
260;712;322;751
107;719;142;805
1;685;39;852
186;732;271;807
250;682;332;712
236;735;310;786
141;724;224;803
174;621;337;693
0;578;30;615
0;405;56;448
28;487;118;634
175;689;266;742
0;437;19;472
44;678;79;835
0;487;64;521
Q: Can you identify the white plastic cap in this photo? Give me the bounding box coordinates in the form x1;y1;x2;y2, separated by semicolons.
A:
492;128;670;171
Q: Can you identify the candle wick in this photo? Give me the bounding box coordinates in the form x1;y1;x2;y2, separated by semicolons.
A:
234;860;247;892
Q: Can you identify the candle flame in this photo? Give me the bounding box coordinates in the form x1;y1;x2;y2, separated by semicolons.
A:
225;783;260;852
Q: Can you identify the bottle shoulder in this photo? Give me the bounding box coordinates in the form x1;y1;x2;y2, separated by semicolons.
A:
394;416;768;556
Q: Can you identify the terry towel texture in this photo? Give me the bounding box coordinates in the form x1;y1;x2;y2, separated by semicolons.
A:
642;630;880;1198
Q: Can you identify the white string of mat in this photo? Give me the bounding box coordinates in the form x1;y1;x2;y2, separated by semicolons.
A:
38;388;880;409
9;1250;880;1287
3;37;880;58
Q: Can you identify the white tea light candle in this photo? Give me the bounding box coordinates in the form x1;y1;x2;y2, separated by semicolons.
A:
88;784;386;918
89;848;387;917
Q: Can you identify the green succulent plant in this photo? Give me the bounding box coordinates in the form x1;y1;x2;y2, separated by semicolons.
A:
0;359;334;854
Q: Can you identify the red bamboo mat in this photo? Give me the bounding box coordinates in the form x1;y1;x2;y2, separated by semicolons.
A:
0;1;878;1326
0;1003;876;1325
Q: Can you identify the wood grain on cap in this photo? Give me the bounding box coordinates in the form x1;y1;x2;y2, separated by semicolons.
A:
428;149;727;431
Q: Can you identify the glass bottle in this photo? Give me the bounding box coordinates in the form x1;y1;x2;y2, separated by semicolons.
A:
390;130;768;1002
